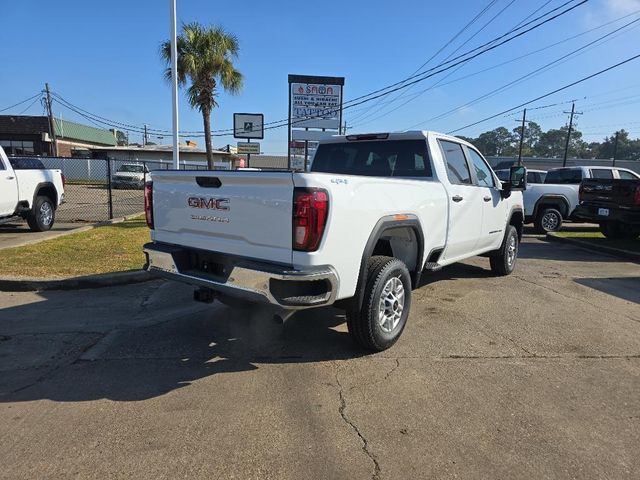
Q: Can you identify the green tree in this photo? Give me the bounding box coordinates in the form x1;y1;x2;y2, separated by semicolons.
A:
474;127;516;156
534;126;586;158
512;121;542;157
161;23;243;168
596;130;640;160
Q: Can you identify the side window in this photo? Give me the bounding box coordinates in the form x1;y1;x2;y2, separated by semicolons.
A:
618;170;638;180
467;148;494;187
527;172;538;184
439;140;471;185
591;169;613;179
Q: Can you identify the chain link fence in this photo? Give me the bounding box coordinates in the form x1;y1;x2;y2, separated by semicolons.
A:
20;157;210;223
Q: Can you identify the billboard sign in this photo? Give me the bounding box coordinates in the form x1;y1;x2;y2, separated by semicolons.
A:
287;74;344;170
233;113;264;139
290;83;342;129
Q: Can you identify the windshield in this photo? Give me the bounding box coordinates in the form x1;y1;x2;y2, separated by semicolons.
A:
544;168;582;184
311;140;432;177
118;165;144;173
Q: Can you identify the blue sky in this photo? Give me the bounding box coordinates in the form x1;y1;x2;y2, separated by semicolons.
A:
2;0;639;153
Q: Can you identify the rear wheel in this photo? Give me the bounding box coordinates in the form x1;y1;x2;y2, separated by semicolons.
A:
599;221;640;240
27;196;55;232
489;225;519;276
346;256;412;352
534;208;562;234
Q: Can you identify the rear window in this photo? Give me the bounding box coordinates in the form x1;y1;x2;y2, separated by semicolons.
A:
9;157;45;170
311;140;432;177
591;169;613;179
544;168;582;184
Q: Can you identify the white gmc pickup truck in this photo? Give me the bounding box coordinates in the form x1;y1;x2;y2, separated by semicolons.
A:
144;132;526;351
0;146;65;231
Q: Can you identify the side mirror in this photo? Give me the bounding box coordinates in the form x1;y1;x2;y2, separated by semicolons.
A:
509;165;527;190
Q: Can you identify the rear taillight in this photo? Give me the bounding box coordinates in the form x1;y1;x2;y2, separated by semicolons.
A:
634;186;640;206
293;188;329;251
578;183;584;202
144;181;154;229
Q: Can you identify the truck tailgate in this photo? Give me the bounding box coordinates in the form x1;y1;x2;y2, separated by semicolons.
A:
151;170;294;265
581;179;639;207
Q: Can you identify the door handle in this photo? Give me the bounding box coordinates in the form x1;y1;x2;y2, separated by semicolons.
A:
483;196;492;202
452;195;463;202
6;176;15;180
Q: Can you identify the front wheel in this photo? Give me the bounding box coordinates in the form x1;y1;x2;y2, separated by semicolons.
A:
346;256;412;352
27;196;55;232
489;225;519;276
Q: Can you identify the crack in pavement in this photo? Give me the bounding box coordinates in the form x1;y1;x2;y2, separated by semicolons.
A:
335;367;381;480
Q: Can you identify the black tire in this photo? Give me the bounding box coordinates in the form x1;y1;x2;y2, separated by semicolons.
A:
534;208;563;234
26;196;55;232
346;256;412;352
489;225;519;276
599;221;640;240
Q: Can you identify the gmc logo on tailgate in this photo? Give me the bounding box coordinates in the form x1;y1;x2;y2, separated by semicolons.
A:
187;197;230;211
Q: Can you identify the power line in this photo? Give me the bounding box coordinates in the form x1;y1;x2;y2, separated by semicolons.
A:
349;0;519;126
447;52;640;134
17;95;43;115
0;92;43;113
348;0;503;124
352;8;640;129
214;0;590;135
46;0;588;138
404;14;640;130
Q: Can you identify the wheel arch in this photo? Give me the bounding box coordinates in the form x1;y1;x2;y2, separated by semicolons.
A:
343;215;425;312
533;195;570;219
32;182;58;210
507;207;524;240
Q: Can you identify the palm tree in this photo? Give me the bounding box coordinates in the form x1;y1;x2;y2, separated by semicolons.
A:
161;23;243;168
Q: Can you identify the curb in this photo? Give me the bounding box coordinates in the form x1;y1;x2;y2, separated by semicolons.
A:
546;233;640;263
0;270;154;292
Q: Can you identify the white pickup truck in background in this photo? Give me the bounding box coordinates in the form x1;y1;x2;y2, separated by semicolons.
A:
143;131;526;351
523;166;640;233
0;146;65;231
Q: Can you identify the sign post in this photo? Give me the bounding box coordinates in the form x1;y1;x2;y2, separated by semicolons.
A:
288;75;344;171
234;113;264;169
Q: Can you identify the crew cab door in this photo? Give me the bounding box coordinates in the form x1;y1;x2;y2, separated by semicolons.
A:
0;154;18;216
438;139;484;261
464;146;507;250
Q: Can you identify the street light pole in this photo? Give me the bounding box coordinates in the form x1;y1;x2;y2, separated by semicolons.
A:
170;0;180;169
517;108;526;166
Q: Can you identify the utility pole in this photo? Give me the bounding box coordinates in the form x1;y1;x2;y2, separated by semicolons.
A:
342;121;347;135
143;124;148;146
516;108;526;166
170;0;180;169
44;83;58;157
562;102;582;167
612;131;619;167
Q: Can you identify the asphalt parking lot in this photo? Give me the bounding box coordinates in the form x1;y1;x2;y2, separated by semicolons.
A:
1;236;638;479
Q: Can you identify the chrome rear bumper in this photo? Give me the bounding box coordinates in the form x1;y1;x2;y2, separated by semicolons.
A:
143;242;338;309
